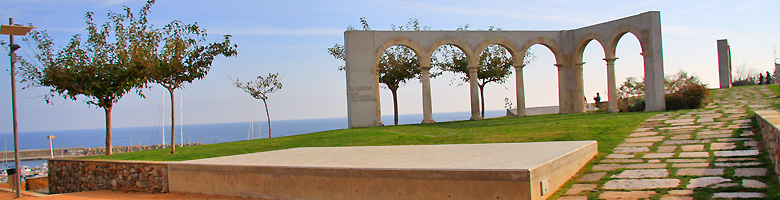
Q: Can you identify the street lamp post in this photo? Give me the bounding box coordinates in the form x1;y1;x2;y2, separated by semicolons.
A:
47;135;55;159
1;18;34;199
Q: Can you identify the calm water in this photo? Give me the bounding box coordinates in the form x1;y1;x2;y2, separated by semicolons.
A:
0;110;507;169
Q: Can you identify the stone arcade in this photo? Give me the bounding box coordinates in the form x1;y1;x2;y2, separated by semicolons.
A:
345;11;666;128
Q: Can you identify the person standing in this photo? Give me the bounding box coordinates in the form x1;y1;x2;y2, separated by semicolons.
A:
594;92;601;108
766;71;772;84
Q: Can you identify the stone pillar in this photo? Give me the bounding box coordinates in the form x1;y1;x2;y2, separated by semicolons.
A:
373;67;384;126
468;66;482;120
572;62;585;113
604;57;619;113
776;63;780;87
555;64;569;113
643;11;666;111
514;64;526;117
717;39;731;89
420;66;435;123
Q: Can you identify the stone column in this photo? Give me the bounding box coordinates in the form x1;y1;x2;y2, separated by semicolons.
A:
514;64;526;117
468;66;482;120
644;11;666;111
373;67;384;126
717;39;731;89
572;62;585;113
555;64;568;113
420;66;435;123
604;58;619;113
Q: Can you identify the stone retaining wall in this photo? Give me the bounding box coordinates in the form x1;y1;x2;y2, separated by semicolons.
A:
754;110;780;174
85;143;204;156
48;159;168;194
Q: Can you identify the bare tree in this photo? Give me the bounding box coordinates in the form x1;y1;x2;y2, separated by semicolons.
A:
234;73;282;138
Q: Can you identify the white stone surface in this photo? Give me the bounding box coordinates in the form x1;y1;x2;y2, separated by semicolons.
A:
712;192;765;198
714;150;759;157
643;153;674;158
183;141;596;170
714;162;761;167
602;179;680;190
611;169;669;178
614;147;650;153
742;179;768;188
678;152;709;158
710;143;736;150
735;168;767;177
686;177;731;189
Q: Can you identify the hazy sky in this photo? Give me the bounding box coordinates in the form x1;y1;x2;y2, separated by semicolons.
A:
0;0;778;132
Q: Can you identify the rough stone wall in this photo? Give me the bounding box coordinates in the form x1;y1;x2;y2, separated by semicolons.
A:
85;143;203;156
755;112;780;174
48;159;168;194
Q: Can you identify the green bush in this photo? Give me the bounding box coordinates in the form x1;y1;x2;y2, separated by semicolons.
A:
665;83;710;110
664;93;685;110
617;70;710;112
627;99;646;112
732;79;756;86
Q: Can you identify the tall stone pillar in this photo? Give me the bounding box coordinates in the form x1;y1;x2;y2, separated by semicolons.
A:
717;39;732;89
514;64;526;117
468;66;482;120
420;66;435;123
572;62;585;113
644;11;666;111
604;57;619;113
776;63;780;86
555;64;569;113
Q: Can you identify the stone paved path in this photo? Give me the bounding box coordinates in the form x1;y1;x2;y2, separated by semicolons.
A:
558;86;778;199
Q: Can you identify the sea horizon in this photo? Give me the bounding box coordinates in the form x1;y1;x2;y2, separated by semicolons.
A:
0;109;513;151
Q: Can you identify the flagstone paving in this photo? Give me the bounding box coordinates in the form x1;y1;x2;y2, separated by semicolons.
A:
557;86;779;199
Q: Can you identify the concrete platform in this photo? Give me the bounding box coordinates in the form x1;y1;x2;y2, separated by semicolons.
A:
168;141;597;200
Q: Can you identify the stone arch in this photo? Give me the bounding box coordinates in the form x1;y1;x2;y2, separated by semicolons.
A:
474;38;521;65
519;37;563;65
606;25;649;59
573;33;606;63
375;37;427;65
426;38;476;64
344;11;665;129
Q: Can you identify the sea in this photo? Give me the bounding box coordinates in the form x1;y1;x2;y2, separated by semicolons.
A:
0;109;507;170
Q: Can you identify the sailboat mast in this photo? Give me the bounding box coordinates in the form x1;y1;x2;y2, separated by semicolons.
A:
180;89;183;147
161;90;166;146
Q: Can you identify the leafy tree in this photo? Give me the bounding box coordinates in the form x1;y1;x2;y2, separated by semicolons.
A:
234;73;282;138
618;70;709;112
13;1;156;155
328;18;437;125
433;31;534;117
146;20;238;154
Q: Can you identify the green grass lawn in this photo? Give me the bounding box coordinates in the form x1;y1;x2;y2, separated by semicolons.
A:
90;111;659;161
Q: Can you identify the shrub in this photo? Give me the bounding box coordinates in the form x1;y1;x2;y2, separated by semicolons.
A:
627;99;646;112
665;83;710;111
732;79;756;86
617;70;710;112
664;93;685;110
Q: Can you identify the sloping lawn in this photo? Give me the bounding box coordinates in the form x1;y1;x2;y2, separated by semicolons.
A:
90;111;658;161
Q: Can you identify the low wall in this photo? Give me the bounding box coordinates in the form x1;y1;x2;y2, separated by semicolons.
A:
48;159;168;194
753;110;780;174
84;143;204;156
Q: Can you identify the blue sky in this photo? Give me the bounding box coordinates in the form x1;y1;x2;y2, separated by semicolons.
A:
0;0;778;132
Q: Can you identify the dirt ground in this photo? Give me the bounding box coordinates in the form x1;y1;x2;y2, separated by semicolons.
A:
0;190;272;200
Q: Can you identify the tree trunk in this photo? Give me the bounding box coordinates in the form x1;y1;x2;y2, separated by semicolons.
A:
391;87;399;125
262;99;272;138
479;83;486;118
104;105;113;155
168;87;176;154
